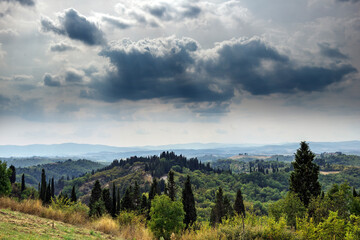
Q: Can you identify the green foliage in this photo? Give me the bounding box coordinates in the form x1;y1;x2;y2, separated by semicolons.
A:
89;180;104;217
182;175;197;228
9;165;16;184
234;189;245;218
149;195;185;239
70;185;77;202
0;161;12;197
167;170;176;201
290;141;321;207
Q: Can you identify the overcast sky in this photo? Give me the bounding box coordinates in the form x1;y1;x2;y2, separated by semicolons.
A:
0;0;359;147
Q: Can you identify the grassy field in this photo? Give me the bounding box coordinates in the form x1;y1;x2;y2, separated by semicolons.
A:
0;209;121;240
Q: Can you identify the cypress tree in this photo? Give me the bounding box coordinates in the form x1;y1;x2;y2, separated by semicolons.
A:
149;178;159;201
116;188;121;214
21;174;26;192
40;169;46;203
71;185;77;202
234;189;246;218
211;187;224;226
89;180;103;217
9;165;16;184
112;184;116;217
45;181;51;204
182;175;197;228
290;141;321;207
102;188;113;215
140;194;148;212
133;181;140;210
167;170;176;201
51;177;55;198
121;187;134;211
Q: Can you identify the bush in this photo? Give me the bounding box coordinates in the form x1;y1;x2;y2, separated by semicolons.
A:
149;195;185;239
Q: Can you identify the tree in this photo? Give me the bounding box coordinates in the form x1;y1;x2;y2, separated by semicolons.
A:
9;165;16;184
116;188;121;215
289;141;321;207
0;161;12;197
102;188;113;215
45;181;51;204
141;193;148;212
210;187;225;226
121;187;134;211
112;184;116;217
167;170;176;201
133;181;141;210
182;175;197;228
70;185;77;202
51;177;55;198
149;195;185;240
223;195;234;219
149;178;159;201
89;180;104;217
21;174;26;192
234;188;246;218
40;169;47;203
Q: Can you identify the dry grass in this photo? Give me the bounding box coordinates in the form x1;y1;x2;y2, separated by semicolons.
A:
92;215;120;235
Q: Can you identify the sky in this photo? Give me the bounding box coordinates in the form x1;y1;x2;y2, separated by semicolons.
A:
0;0;359;147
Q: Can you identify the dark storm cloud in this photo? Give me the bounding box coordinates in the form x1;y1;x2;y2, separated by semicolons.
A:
43;73;61;87
1;0;35;7
50;43;76;52
41;9;106;46
65;70;83;83
102;16;131;29
205;39;357;95
83;38;233;104
83;37;356;113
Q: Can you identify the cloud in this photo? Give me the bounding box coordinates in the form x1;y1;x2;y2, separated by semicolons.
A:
83;37;233;105
65;69;83;83
337;0;360;3
182;5;201;19
41;9;106;46
204;38;357;95
318;43;348;59
83;37;356;113
43;73;61;87
102;16;131;29
1;0;35;7
0;94;43;120
50;43;76;52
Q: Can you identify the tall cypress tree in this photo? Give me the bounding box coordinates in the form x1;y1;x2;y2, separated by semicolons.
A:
149;178;159;201
71;185;77;202
45;181;51;204
112;184;116;217
167;170;176;201
40;169;46;203
102;188;113;215
290;141;321;207
234;189;245;218
21;174;26;192
89;180;103;217
210;187;225;226
182;175;197;228
121;187;134;211
140;194;148;212
9;165;16;184
51;177;55;198
116;188;121;215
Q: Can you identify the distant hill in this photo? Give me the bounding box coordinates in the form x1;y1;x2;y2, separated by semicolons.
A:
1;141;359;161
16;159;105;187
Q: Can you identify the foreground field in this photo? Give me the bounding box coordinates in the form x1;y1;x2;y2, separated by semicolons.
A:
0;209;120;240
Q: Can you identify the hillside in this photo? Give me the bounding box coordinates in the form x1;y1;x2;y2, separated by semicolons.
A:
16;159;105;188
0;209;118;240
